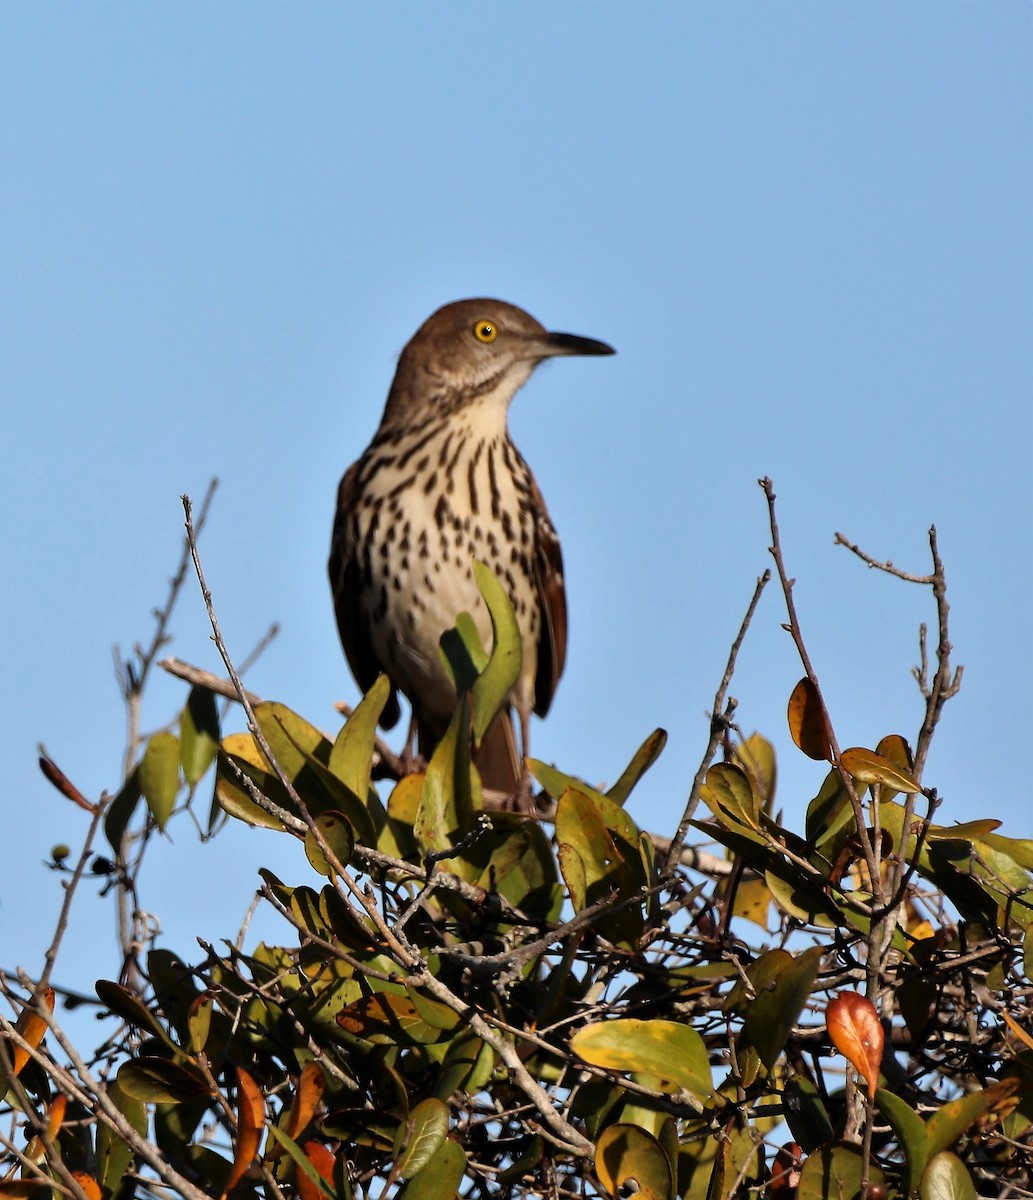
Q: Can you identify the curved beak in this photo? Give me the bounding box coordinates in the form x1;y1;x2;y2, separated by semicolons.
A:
543;330;617;358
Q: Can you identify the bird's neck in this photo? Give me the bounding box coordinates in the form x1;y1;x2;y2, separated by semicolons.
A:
382;362;535;434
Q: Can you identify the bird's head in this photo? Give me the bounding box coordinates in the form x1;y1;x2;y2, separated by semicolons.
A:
382;298;615;426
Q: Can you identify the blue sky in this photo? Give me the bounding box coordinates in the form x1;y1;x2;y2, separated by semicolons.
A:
3;5;1030;1013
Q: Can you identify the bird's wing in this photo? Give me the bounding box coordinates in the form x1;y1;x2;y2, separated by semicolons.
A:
328;463;402;729
530;472;568;718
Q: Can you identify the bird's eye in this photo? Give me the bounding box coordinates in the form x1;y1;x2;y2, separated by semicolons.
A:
473;320;497;343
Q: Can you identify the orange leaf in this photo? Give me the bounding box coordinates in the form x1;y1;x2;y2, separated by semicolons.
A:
44;1094;67;1141
827;992;884;1101
219;1068;265;1200
296;1141;336;1200
787;678;833;762
268;1061;326;1161
70;1173;102;1200
288;1062;325;1138
11;988;55;1076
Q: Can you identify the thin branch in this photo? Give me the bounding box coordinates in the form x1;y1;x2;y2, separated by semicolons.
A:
664;569;770;872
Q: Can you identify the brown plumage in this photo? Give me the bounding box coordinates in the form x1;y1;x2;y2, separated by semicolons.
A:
328;298;614;800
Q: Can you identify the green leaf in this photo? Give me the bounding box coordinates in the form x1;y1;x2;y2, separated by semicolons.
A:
328;674;390;803
95;980;176;1049
925;1081;1015;1158
805;768;854;849
116;1058;211;1104
782;1076;834;1153
527;758;608;805
393;1098;449;1180
105;765;142;854
570;1019;714;1105
700;762;760;829
304;811;356;878
395;1137;466;1200
414;698;475;852
595;1124;674;1200
731;947;822;1072
469;559;522;743
797;1143;885;1200
732;732;777;811
139;731;181;830
876;1087;929;1196
606;729;667;806
96;1077;147;1195
920;1151;978;1200
439;613;487;696
555;787;644;946
180;686;220;786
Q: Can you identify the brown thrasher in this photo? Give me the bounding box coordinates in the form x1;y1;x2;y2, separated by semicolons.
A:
328;298;615;801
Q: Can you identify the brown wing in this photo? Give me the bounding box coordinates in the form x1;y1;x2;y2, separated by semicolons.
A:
327;463;402;729
529;472;567;718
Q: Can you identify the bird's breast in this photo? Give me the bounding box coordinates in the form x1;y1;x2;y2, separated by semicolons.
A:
351;419;542;727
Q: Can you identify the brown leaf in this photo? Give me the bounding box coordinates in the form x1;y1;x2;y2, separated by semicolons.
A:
219;1067;265;1200
787;678;833;762
827;992;884;1101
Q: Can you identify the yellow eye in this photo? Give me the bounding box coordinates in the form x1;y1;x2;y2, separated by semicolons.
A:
473;319;497;343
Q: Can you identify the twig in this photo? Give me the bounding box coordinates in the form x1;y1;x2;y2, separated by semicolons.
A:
159;655;406;778
760;479;879;890
664;569;770;871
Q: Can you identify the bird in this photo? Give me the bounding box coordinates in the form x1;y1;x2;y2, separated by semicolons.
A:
328;298;615;804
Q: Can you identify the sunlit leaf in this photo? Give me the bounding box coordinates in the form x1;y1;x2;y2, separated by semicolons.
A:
925;1079;1019;1159
826;992;884;1101
304;810;356;878
187;993;213;1054
595;1124;674;1200
555;786;644;946
840;746;920;794
328;674;390;803
140;730;181;830
415;699;475;852
469;559;522;743
527;758;607;805
606;729;668;807
570;1018;713;1105
732;732;777;812
920;1150;977;1200
787;678;832;762
337;993;454;1046
700;762;760;829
